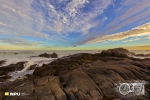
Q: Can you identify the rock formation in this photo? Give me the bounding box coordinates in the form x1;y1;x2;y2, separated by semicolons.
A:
38;53;51;58
51;52;58;58
0;61;26;82
0;62;25;72
100;48;129;57
135;54;150;57
0;48;150;100
0;60;6;66
38;52;58;58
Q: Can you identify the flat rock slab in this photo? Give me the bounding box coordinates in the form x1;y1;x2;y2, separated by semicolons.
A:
35;76;49;86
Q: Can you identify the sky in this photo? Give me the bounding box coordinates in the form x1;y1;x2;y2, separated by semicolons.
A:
0;0;150;50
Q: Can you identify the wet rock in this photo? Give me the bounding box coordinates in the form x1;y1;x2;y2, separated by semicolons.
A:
33;67;45;76
135;54;145;57
145;76;150;81
27;64;37;70
0;60;6;66
0;71;11;80
0;71;7;76
135;53;150;57
39;53;51;58
0;74;12;80
51;52;58;58
0;61;25;72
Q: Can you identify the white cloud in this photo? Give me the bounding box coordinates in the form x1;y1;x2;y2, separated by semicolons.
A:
0;37;43;46
86;23;150;43
0;0;113;41
0;22;6;26
122;38;140;42
104;0;150;35
66;0;89;17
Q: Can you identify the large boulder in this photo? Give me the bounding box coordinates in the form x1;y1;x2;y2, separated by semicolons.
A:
51;52;58;58
101;48;129;57
38;53;51;58
0;60;6;66
33;67;45;76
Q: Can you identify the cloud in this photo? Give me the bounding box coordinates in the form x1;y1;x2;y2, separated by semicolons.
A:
0;37;43;46
107;8;150;34
122;38;140;42
0;0;113;42
0;22;6;26
109;0;150;27
76;23;150;45
102;0;150;35
73;0;150;47
148;35;150;39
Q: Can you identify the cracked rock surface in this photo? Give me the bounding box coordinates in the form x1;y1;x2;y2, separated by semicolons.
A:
0;48;150;100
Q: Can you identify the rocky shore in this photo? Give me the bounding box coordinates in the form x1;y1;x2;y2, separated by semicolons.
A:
38;52;58;58
0;48;150;100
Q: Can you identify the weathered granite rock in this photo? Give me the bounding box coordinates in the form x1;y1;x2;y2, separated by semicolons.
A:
41;96;55;100
33;67;45;76
35;76;49;86
0;48;150;100
101;48;129;57
49;76;68;100
51;52;58;58
64;70;103;100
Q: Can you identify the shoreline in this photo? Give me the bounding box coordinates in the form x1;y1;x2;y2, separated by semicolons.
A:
0;48;150;100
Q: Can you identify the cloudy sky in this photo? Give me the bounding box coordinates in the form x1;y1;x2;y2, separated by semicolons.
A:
0;0;150;50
